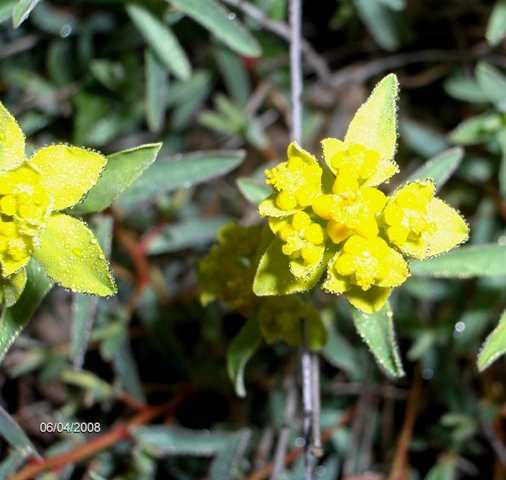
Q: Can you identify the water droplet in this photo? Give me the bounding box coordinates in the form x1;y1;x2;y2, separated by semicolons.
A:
422;368;434;380
228;12;236;20
294;437;305;447
60;24;72;38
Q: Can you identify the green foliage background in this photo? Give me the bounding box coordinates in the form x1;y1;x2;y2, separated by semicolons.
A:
1;0;506;479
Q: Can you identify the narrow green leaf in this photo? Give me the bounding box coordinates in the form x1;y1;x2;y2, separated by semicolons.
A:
146;216;231;255
0;449;27;479
33;214;116;296
406;147;463;190
0;405;37;454
145;50;168;132
478;308;506;371
215;44;251;107
444;75;489;103
71;143;162;214
72;215;113;369
448;113;497;145
12;0;41;28
350;303;405;377
410;244;506;278
0;0;16;23
227;316;262;397
60;368;115;401
168;0;261;57
486;0;506;47
236;177;271;205
354;0;400;51
112;335;146;402
400;119;449;158
377;0;405;9
118;150;244;207
476;61;506;109
126;3;191;80
131;426;232;457
498;128;506;198
0;259;53;364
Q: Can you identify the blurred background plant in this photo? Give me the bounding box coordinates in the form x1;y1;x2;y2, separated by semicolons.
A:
1;0;506;479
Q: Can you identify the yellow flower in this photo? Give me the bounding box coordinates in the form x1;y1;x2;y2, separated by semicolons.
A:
197;222;327;349
0;103;116;306
254;74;469;314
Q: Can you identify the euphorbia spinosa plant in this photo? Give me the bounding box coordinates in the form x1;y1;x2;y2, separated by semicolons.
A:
254;74;469;313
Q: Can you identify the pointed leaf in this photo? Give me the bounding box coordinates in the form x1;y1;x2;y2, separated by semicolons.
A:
30;145;107;210
145;50;168;132
210;429;252;480
168;0;261;57
410;244;506;278
236;178;271;205
227;316;262;397
476;61;506;109
253;238;324;295
486;0;506;47
71;143;162;214
444;75;489;103
478;307;506;371
0;404;38;454
406;147;463;190
0;258;53;364
350;302;405;377
0;269;26;307
33;213;116;296
0;102;26;171
0;449;27;479
12;0;41;28
126;3;191;80
146;216;231;254
118;150;244;207
354;0;400;51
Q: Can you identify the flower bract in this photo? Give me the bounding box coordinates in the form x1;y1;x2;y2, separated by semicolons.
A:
254;74;469;313
0;102;116;306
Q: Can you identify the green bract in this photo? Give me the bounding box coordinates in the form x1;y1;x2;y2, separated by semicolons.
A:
0;102;116;306
254;74;469;313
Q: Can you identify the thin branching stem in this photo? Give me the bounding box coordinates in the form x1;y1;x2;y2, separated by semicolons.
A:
289;0;303;144
270;376;298;480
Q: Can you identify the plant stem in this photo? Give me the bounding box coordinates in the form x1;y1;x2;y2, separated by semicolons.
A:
289;0;303;144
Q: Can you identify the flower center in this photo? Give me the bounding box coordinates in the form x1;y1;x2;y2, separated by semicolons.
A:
0;163;51;269
277;211;325;265
384;182;437;247
330;144;380;183
334;235;391;290
265;155;322;211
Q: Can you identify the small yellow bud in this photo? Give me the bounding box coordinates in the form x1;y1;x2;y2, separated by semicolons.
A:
304;223;324;245
276;191;297;211
344;235;367;255
312;194;334;220
327;220;352;244
292;211;311;230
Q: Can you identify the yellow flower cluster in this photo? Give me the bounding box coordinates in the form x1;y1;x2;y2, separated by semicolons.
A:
0;165;51;274
255;74;468;313
197;222;326;349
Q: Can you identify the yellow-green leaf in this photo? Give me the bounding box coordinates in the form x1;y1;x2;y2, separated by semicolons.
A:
478;307;506;371
33;213;116;296
377;248;410;288
253;238;323;295
424;197;469;258
258;194;296;218
0;259;53;364
227;315;262;397
344;74;399;164
71;143;161;214
347;285;392;314
0;102;26;172
0;269;27;307
30;145;107;210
